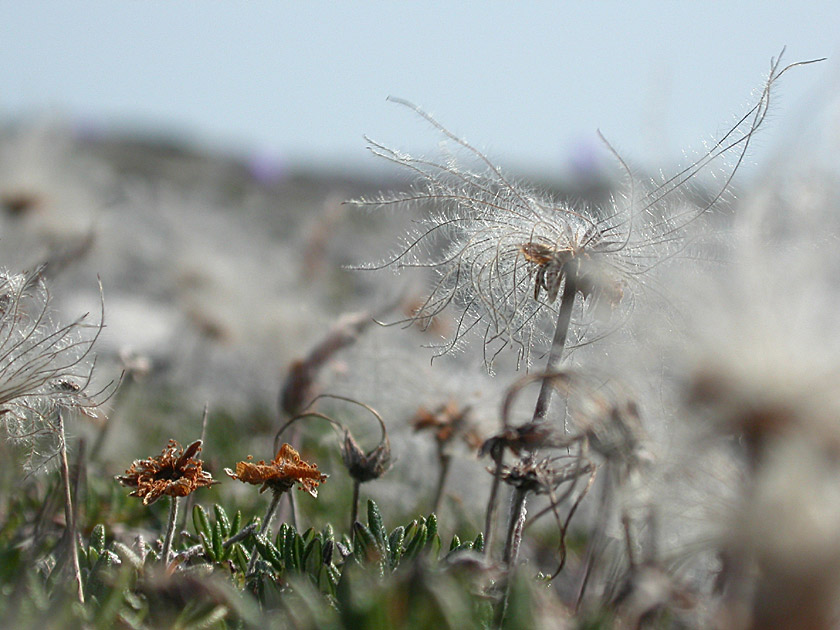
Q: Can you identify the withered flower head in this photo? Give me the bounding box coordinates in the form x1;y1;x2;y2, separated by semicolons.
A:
225;443;327;497
117;439;216;505
479;421;558;459
499;455;592;494
411;401;482;451
341;429;391;483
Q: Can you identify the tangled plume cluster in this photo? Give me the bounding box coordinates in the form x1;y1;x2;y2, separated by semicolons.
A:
0;267;104;470
354;55;805;369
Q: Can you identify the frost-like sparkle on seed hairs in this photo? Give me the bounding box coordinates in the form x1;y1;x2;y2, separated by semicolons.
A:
351;54;819;371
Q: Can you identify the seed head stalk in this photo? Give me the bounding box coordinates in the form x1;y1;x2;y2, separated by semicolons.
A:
532;265;579;425
495;268;579;625
56;409;84;604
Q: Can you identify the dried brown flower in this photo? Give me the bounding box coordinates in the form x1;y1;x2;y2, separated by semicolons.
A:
225;443;327;496
411;401;482;450
117;440;216;505
479;421;558;459
499;455;592;494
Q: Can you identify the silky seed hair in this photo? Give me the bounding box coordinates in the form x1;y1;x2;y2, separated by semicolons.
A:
351;54;818;370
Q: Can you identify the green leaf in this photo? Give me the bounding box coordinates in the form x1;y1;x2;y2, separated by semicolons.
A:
353;522;380;564
428;533;442;559
387;526;405;569
473;532;484;554
253;533;284;572
230;510;242;539
277;522;291;556
283;526;303;573
199;531;216;562
211;520;224;562
192;505;212;540
304;537;323;575
233;544;249;575
425;513;438;540
90;523;106;555
367;500;387;552
213;503;231;538
301;527;316;545
403;524;427;561
449;534;461;552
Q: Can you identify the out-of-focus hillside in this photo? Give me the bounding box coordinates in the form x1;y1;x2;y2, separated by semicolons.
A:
0;121;615;463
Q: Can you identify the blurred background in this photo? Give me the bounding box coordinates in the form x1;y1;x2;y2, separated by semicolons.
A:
0;2;836;477
1;2;836;177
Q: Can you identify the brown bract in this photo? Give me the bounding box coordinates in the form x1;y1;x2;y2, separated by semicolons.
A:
225;443;327;496
117;439;216;506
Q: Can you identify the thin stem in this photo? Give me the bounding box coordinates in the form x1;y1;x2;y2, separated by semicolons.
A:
574;466;614;612
288;490;298;531
502;486;528;566
247;489;284;574
532;267;578;423
57;410;84;604
162;495;180;565
483;445;504;557
495;270;578;626
432;452;451;514
496;485;528;629
350;479;361;532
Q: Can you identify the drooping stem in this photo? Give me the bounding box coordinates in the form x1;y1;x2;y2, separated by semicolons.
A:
532;266;578;424
432;452;451;514
162;495;180;565
350;478;361;532
57;410;84;604
247;489;284;574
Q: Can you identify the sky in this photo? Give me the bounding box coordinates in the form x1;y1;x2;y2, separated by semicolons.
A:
0;2;837;179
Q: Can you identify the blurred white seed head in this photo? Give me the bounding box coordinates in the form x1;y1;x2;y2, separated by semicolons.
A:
353;55;804;369
0;267;105;471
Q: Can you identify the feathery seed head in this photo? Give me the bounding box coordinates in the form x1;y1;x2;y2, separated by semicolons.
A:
353;55;814;369
0;268;107;470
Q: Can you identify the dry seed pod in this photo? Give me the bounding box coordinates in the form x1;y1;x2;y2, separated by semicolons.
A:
341;429;391;483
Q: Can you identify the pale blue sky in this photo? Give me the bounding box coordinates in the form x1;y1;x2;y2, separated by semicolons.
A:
0;2;836;177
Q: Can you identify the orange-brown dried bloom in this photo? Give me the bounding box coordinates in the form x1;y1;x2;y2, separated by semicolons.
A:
411;401;482;451
117;439;216;506
225;443;327;497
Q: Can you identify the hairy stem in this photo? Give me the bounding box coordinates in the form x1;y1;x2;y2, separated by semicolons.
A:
533;267;578;424
162;496;180;565
57;410;84;604
247;489;284;574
